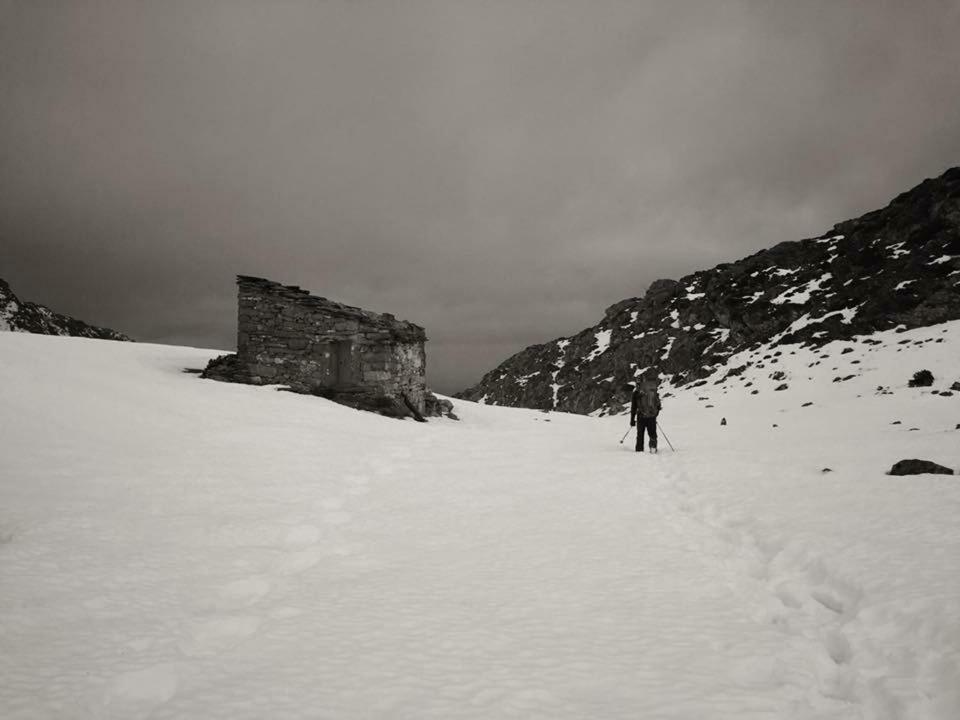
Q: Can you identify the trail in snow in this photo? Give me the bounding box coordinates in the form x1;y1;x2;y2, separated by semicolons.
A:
0;330;958;719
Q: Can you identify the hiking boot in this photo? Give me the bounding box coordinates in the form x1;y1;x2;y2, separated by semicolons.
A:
650;447;658;454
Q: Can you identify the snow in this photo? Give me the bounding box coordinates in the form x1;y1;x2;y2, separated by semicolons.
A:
660;334;676;361
631;364;651;379
770;273;833;306
585;329;612;362
771;266;801;277
886;242;910;259
928;255;954;266
550;340;571;408
515;371;541;387
773;305;862;342
895;280;916;291
2;330;959;720
703;327;731;354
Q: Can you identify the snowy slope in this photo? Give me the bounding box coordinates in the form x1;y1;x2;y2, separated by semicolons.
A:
1;330;958;720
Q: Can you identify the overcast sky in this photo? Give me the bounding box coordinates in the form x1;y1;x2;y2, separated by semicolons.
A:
2;1;959;392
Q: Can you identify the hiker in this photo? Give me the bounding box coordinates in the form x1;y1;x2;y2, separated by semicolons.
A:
630;378;662;453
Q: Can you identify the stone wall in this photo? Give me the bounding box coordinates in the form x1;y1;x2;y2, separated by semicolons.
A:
235;276;427;412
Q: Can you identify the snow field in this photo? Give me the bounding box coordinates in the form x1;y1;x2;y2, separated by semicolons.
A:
0;327;958;719
647;321;960;718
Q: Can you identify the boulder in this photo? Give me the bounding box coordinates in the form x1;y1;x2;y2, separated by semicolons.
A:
888;459;954;476
424;392;459;420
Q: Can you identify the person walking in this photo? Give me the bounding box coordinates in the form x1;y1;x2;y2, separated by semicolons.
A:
630;378;662;453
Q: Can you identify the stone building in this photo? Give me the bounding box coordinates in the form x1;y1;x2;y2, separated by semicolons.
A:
205;275;428;414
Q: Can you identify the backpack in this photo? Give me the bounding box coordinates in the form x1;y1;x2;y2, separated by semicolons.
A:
638;388;659;417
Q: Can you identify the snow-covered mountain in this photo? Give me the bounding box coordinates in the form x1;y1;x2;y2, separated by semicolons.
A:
457;167;960;414
1;326;958;719
0;277;130;341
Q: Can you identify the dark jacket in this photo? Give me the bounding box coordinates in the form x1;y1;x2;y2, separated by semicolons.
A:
631;387;661;422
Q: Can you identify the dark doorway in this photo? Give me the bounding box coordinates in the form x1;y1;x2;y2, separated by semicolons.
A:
334;340;355;386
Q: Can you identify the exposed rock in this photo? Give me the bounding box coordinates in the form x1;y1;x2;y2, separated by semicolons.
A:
0;277;130;341
888;459;955;476
201;353;250;384
951;382;960;392
424;392;459;420
294;384;425;421
457;167;960;414
908;369;934;387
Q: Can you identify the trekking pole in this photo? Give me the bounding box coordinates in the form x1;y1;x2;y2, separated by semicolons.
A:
658;423;676;452
619;426;632;444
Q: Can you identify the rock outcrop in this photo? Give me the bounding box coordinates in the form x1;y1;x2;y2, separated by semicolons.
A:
0;278;130;341
457;167;960;415
888;459;955;476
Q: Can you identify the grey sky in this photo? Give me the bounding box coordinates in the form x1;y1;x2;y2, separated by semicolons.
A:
2;1;959;393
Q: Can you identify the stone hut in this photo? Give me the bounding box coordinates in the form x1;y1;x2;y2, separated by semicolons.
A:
207;275;428;414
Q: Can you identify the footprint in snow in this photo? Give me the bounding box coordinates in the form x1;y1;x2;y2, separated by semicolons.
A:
370;461;395;477
317;497;345;511
322;510;353;525
275;547;324;575
344;474;371;495
268;606;304;620
285;524;321;547
178;615;261;657
216;576;271;609
102;662;179;718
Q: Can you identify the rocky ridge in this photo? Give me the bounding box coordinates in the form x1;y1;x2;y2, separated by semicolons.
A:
0;278;130;341
457;167;960;415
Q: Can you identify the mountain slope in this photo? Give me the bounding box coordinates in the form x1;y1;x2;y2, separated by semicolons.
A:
457;167;960;414
0;277;130;341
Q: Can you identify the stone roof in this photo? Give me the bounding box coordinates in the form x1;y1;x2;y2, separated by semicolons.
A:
236;275;426;342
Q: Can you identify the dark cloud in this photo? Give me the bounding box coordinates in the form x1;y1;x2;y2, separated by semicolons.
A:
2;1;959;392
